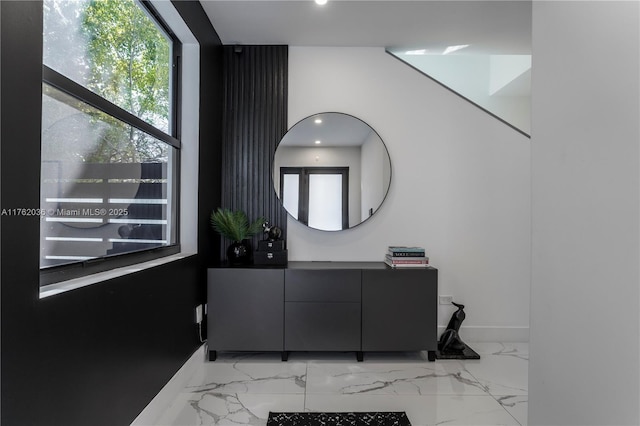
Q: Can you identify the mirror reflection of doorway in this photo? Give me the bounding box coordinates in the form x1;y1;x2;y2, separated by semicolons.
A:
272;112;392;231
280;167;349;230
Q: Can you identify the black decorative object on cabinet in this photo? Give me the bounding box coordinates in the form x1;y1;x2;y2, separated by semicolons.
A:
210;208;265;265
262;221;283;241
220;45;288;263
226;240;252;265
255;220;288;266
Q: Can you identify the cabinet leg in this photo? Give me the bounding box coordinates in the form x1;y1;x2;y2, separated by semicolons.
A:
209;350;217;362
427;350;436;362
356;351;364;362
281;351;289;362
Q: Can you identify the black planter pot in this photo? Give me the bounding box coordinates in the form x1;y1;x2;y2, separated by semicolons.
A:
227;240;252;265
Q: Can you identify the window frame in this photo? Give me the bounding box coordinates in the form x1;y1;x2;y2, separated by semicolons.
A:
40;0;183;286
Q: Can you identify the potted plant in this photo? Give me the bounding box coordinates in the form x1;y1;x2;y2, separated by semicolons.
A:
210;208;265;265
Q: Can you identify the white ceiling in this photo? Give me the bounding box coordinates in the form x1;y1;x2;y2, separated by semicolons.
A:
280;112;376;147
198;0;532;54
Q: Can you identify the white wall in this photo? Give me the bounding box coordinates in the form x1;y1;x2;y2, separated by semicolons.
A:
529;2;640;425
288;47;531;341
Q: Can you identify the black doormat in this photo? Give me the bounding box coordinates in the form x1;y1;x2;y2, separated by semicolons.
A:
267;411;412;426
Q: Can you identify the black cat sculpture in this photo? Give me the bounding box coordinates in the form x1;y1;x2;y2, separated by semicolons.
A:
436;302;480;359
439;302;467;353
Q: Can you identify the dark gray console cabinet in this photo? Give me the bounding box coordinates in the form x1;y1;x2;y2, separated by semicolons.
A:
207;262;437;362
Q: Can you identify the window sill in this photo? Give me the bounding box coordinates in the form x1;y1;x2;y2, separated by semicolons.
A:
39;252;197;299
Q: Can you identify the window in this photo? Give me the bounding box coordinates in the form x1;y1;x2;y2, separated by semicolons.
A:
41;0;180;283
43;0;174;133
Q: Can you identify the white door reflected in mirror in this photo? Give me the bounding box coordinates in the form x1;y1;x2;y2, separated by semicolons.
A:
308;173;343;231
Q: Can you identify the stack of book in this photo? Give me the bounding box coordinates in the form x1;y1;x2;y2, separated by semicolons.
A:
385;246;429;268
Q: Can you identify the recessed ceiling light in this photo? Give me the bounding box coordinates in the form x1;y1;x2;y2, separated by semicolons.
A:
315;0;328;5
405;49;427;55
314;140;321;144
314;118;322;124
442;44;469;55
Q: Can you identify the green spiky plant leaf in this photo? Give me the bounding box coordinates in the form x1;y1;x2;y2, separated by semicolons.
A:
210;208;266;242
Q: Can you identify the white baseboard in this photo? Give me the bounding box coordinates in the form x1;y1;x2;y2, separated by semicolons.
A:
438;326;529;343
131;344;206;426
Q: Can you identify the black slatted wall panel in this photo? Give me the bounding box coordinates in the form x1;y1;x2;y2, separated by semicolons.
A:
221;45;288;258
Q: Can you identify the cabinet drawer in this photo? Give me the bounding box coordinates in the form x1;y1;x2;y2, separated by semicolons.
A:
285;302;361;351
285;269;361;302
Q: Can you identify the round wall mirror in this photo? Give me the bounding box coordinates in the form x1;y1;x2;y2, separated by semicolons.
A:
273;112;392;231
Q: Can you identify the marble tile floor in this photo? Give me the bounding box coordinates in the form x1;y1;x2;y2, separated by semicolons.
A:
141;342;528;426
